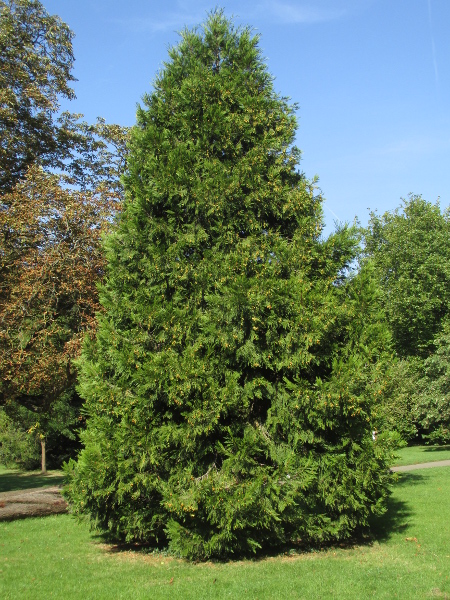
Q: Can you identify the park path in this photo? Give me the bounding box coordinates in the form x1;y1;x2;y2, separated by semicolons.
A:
0;486;67;521
391;459;450;472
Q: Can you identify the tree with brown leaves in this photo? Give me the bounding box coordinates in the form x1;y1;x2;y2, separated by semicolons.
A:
0;0;129;471
0;164;123;471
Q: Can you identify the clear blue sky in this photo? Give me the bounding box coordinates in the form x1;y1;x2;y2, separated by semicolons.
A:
44;0;450;235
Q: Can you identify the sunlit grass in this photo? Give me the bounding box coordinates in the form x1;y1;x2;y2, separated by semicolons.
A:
393;444;450;467
1;467;449;599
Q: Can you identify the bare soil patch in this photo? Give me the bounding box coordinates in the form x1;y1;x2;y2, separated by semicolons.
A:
0;485;67;520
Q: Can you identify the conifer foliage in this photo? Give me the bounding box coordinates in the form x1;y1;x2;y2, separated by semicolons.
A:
66;12;392;559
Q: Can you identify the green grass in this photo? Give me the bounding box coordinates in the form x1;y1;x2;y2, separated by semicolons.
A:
1;467;450;599
392;445;450;467
0;466;64;493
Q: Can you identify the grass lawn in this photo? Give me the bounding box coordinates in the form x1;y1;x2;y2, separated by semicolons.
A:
1;467;449;599
0;466;64;493
392;445;450;467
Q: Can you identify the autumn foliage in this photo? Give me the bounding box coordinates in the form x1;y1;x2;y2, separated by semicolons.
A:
0;166;122;473
0;167;118;400
0;0;129;470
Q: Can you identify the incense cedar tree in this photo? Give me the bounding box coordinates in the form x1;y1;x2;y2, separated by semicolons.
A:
66;13;392;559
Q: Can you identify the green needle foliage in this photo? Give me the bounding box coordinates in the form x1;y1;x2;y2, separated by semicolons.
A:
65;11;392;560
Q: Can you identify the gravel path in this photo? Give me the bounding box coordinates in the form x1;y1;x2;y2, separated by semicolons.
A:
391;459;450;472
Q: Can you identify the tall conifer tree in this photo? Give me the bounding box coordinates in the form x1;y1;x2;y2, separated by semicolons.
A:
66;12;392;559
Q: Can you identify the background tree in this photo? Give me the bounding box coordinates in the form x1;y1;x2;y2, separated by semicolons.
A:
0;166;122;471
0;0;75;193
414;321;450;443
374;357;420;442
0;407;40;468
66;12;392;560
363;196;450;443
1;0;129;197
0;0;129;471
364;195;450;358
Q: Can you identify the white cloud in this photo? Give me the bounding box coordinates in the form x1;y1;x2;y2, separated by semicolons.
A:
112;14;198;34
111;1;208;36
111;0;373;35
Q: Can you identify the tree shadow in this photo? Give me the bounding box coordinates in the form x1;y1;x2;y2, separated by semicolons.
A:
90;528;169;556
0;470;65;493
368;471;425;543
422;445;450;453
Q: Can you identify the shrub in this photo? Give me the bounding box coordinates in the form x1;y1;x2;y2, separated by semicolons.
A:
0;409;40;469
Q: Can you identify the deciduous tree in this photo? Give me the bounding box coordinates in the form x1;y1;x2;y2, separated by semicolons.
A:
364;195;450;358
363;196;450;443
0;0;75;193
415;321;450;443
0;166;122;470
0;0;129;470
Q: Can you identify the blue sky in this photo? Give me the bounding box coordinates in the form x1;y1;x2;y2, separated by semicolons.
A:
44;0;450;235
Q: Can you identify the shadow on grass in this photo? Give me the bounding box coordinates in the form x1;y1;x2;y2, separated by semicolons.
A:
368;471;425;543
422;445;450;453
90;528;170;557
0;470;65;493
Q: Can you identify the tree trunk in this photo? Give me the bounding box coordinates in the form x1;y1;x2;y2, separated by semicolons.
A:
41;438;46;474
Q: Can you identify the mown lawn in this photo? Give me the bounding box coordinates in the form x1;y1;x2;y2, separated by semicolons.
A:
0;466;64;493
393;444;450;467
1;465;449;599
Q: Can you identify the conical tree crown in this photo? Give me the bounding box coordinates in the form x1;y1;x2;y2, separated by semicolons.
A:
123;10;320;273
66;12;392;560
